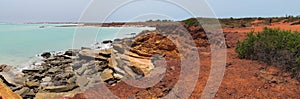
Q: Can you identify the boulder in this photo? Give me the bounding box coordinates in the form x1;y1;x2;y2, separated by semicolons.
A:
64;50;77;56
41;52;51;59
102;40;113;44
101;69;114;81
25;81;40;88
128;57;154;75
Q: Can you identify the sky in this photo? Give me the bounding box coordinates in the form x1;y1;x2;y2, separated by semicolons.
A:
0;0;299;22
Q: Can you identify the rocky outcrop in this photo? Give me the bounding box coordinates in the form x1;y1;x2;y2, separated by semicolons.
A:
0;44;158;98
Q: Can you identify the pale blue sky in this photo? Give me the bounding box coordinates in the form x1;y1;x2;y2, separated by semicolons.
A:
0;0;299;22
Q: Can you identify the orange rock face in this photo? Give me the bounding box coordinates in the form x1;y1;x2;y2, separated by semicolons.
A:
0;81;21;99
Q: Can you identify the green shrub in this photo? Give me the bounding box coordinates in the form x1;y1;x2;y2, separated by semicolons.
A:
236;28;300;81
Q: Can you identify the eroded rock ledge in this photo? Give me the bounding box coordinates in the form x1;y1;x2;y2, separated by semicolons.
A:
0;31;183;99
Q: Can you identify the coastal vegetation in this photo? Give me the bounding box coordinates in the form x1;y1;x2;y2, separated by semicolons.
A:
236;28;300;81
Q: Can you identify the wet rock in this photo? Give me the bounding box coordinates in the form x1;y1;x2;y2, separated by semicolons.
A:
44;84;79;92
41;52;51;59
64;50;77;56
101;69;114;81
102;40;113;44
114;38;122;42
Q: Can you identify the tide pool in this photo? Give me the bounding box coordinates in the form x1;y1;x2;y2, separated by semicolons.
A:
0;24;155;66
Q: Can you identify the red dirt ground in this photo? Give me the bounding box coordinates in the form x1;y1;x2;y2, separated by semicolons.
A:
69;21;300;99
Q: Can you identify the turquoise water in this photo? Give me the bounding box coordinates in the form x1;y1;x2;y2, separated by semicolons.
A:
0;24;154;66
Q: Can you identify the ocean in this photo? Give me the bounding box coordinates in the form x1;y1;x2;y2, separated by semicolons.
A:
0;24;155;66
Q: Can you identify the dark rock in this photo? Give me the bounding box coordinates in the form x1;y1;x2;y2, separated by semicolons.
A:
22;69;40;74
41;52;51;59
0;64;7;72
72;62;83;70
64;50;77;56
81;47;91;50
102;40;113;44
114;38;122;42
112;44;125;54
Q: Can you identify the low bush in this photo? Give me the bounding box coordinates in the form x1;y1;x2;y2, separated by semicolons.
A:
236;28;300;81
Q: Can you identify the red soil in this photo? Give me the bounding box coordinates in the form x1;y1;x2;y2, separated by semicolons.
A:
69;21;300;99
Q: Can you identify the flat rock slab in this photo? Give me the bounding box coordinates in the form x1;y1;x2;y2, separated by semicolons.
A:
35;92;77;99
44;84;79;92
